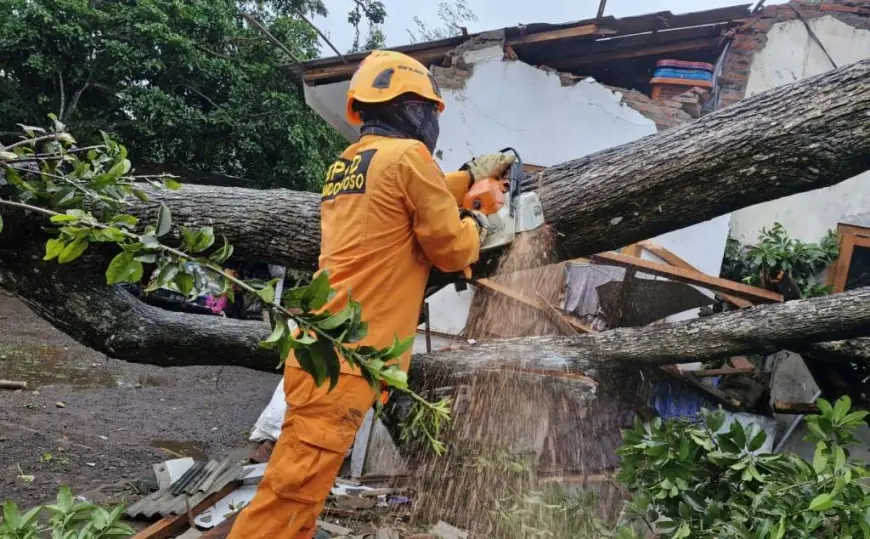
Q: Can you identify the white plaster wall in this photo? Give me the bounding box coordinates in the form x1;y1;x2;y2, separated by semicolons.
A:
730;16;870;243
438;45;731;325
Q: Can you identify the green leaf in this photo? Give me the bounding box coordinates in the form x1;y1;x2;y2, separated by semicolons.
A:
3;501;21;530
111;214;138;229
105;251;144;285
673;522;691;539
50;213;80;223
382;335;415;361
705;409;725;433
57;485;73;512
208;236;234;265
141;234;158;248
302;271;332;311
192;227;215;253
132;189;149;202
19;505;42;528
809;493;833;512
257;285;276;305
834;445;846;471
749;428;768;452
163;178;183;190
817;398;834;417
814;441;828;474
842;410;870;426
155;204;172;237
773;516;785;539
834;396;852;422
318;305;353;331
154;263;180;289
0;215;3;235
57;237;88;264
175;273;194;297
295;347;324;386
44;238;65;261
264;319;286;344
380;366;408;390
107;158;131;178
313;340;341;391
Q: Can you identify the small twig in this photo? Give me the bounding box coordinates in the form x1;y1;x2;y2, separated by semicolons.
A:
293;8;348;63
0;197;57;217
179;84;219;109
64;82;92;122
240;11;304;67
2;145;106;163
4;134;68;151
57;72;66;121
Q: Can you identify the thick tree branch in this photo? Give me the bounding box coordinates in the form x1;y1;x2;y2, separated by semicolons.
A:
407;286;870;381
139;57;870;276
3;57;870;373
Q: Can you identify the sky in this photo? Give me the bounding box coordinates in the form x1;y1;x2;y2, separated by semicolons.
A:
311;0;780;57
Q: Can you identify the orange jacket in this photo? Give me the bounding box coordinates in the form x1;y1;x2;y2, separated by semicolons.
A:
286;134;480;376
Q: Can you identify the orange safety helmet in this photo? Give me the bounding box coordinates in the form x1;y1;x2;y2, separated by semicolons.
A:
346;50;445;126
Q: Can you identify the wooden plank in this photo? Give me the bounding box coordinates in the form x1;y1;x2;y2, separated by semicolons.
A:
549;38;719;69
660;365;743;409
688;366;755;377
590;251;783;304
832;231;858;293
621;243;642;258
508;24;615;46
473;278;594;333
639;240;753;308
773;401;820;415
132;481;242;539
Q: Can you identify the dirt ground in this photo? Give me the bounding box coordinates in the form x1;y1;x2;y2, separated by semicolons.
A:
0;292;281;510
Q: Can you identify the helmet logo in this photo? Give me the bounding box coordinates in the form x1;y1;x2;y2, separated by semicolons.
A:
372;68;395;89
428;73;442;98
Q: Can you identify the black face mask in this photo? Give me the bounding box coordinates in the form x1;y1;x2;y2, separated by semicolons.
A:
358;97;441;153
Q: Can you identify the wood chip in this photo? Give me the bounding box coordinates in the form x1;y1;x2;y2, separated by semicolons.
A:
430;521;468;539
317;520;353;536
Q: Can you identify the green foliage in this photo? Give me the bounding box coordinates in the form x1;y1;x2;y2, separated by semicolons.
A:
616;396;870;538
0;119;451;454
0;486;133;538
407;0;478;43
0;0;384;192
347;0;387;52
722;223;839;299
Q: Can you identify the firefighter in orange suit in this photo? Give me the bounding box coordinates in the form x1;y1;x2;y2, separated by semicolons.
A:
227;50;516;539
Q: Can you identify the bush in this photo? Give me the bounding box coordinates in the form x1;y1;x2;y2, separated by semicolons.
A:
0;486;133;538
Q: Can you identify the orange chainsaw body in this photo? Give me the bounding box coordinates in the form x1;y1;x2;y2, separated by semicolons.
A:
462;178;507;216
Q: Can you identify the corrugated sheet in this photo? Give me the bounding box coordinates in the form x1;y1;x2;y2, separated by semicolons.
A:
125;459;243;519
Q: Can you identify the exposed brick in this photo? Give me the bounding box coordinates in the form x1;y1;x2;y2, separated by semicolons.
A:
820;3;863;11
250;440;274;463
751;21;773;31
662;99;683;109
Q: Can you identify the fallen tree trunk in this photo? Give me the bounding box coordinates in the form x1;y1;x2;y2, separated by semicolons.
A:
407;286;870;381
2;58;870;369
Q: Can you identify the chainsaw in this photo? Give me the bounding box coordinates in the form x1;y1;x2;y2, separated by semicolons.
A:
461;148;545;250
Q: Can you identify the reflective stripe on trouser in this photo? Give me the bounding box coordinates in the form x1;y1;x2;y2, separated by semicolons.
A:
227;367;378;539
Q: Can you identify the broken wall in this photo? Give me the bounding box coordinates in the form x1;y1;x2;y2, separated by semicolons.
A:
433;41;731;320
722;5;870;243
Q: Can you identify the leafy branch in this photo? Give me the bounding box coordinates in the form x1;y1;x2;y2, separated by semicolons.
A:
0;115;452;454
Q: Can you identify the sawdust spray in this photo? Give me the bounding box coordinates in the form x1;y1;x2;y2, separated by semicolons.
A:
404;227;631;537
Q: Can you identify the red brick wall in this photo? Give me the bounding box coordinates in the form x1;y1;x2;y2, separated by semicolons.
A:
719;0;870;108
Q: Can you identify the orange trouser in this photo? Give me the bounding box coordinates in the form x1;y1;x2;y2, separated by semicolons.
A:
227;367;378;539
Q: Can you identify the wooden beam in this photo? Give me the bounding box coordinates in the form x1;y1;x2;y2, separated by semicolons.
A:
597;0;608;19
508;24;615;46
639;240;754;308
590;251;784;304
549;37;718;69
301;45;456;84
773;401;820;415
688;366;756;377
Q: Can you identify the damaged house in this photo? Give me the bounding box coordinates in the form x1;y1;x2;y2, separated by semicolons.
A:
123;1;870;536
283;0;870;478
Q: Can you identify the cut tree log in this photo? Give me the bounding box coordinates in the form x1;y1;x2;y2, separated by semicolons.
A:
3;57;870;369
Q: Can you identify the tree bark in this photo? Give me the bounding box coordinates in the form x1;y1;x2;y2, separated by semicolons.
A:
3;58;870;370
407;286;870;381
